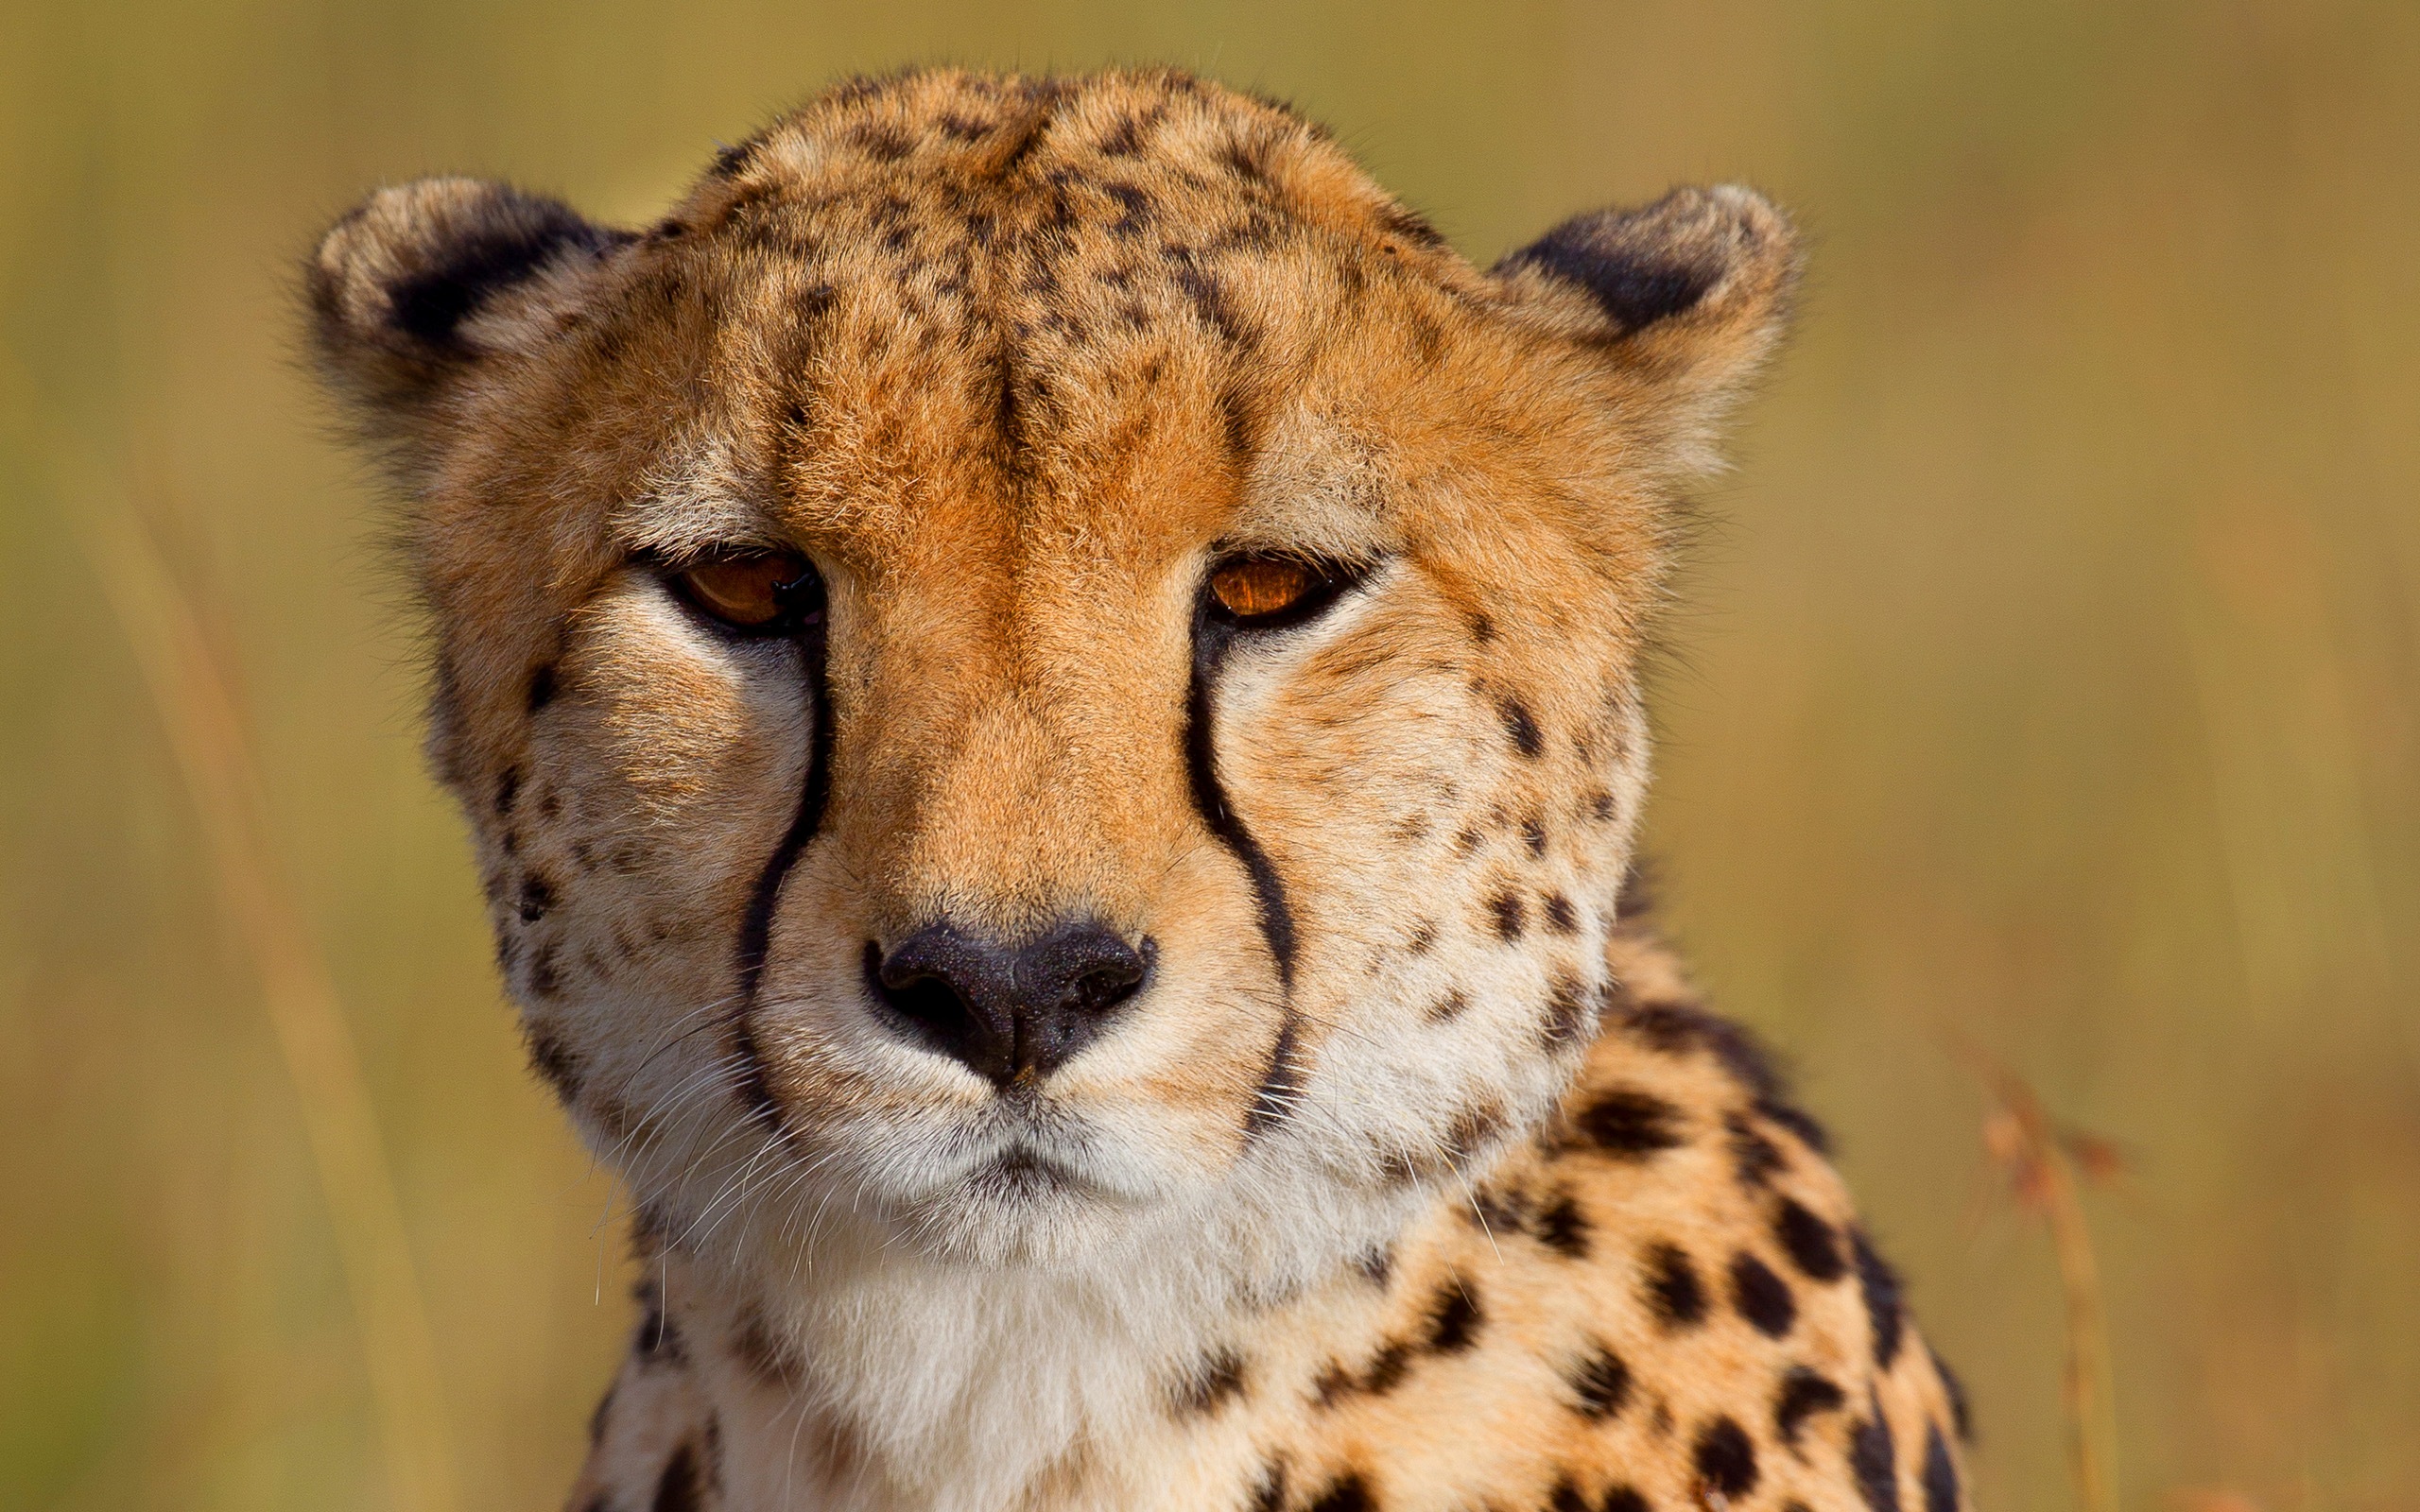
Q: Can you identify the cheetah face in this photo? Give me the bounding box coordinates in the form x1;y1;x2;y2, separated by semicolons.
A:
309;72;1794;1273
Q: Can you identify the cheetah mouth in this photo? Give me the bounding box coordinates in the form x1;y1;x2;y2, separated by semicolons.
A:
968;1148;1087;1199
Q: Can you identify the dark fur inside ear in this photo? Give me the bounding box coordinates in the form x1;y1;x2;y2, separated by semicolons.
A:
1495;184;1797;478
306;178;628;421
1494;184;1793;340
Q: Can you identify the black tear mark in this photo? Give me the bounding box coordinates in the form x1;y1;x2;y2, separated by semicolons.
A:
527;661;558;713
1188;591;1302;1142
517;872;555;923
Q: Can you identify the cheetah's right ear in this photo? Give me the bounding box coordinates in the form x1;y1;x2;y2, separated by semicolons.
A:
306;178;630;453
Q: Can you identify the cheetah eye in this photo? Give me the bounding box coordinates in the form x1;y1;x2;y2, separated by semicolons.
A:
670;550;824;634
1205;554;1355;629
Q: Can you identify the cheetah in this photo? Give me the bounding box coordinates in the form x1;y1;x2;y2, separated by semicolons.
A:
307;67;1972;1512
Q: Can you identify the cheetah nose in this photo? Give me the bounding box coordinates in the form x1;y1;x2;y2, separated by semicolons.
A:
865;921;1150;1086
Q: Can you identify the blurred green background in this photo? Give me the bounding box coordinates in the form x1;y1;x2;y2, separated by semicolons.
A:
3;1;2415;1508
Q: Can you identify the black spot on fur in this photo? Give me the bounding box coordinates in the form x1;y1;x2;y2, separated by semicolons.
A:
1497;694;1545;757
1425;1278;1482;1352
1549;1478;1589;1512
1774;1197;1847;1281
633;1276;685;1366
1923;1421;1959;1512
1851;1408;1901;1512
527;662;557;713
1726;1111;1788;1188
493;765;521;816
1355;1245;1394;1287
708;136;757;179
1490;890;1527;939
1576;1088;1685;1157
1775;1366;1846;1448
1426;988;1468;1023
1929;1342;1974;1442
1645;1243;1707;1329
1468;611;1495;643
1407;921;1438;954
1693;1417;1759;1501
729;1304;804;1387
1544;892;1579;934
1566;1340;1631;1419
651;1441;701;1512
1306;1473;1374;1512
1601;1490;1649;1512
1104;181;1154;237
1521;816;1548;857
1175;1348;1248;1417
1731;1251;1798;1337
1536;1192;1592;1259
1375;199;1446;249
1249;1461;1288;1512
517;872;555;923
1853;1228;1906;1366
1542;976;1594;1047
524;1021;579;1101
1168;254;1249;347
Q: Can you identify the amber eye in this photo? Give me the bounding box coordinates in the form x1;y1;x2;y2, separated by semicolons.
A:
672;550;822;633
1207;556;1328;624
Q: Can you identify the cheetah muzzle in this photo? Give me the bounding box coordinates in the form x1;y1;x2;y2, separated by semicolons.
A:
309;65;1973;1512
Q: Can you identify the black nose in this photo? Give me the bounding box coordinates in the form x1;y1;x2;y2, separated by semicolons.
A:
866;921;1150;1085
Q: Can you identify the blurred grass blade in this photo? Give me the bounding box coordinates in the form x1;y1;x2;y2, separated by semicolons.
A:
1962;1037;2123;1512
5;356;459;1512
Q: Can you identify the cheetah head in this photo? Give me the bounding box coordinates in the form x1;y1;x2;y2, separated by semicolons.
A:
308;71;1795;1282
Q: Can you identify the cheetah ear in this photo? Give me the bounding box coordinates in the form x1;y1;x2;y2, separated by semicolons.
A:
306;177;631;450
1494;184;1799;478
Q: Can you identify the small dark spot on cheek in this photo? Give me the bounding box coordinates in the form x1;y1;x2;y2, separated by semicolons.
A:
527;662;558;714
1522;816;1547;857
1496;694;1544;758
1489;890;1527;939
1544;893;1579;934
1469;612;1495;644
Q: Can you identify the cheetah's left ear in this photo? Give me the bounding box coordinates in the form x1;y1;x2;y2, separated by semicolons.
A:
1494;184;1799;478
305;177;631;463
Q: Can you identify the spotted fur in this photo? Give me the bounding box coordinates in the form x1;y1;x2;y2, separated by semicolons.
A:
308;66;1970;1512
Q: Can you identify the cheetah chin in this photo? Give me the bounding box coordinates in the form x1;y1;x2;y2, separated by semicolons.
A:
310;65;1974;1512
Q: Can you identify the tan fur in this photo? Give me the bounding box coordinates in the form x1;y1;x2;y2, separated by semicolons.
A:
309;68;1968;1512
